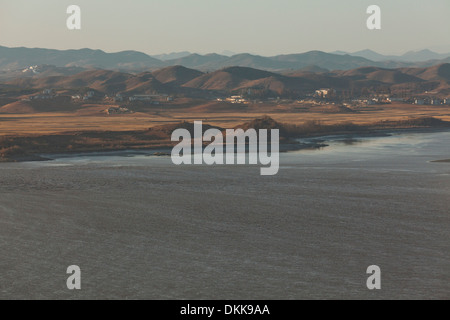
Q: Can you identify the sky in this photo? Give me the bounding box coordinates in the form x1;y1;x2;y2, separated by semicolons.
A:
1;0;449;56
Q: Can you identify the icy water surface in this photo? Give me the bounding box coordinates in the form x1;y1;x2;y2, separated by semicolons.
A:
0;131;449;299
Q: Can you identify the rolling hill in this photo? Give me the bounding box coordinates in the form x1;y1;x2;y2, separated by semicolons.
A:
183;67;280;91
334;67;424;84
400;63;450;82
152;66;204;86
6;69;168;94
3;64;450;98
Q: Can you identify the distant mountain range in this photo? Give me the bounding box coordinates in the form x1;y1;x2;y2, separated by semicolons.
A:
151;50;237;61
333;49;450;62
151;51;192;61
0;46;163;71
1;46;450;73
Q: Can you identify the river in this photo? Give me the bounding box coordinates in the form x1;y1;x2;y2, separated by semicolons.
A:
0;131;449;299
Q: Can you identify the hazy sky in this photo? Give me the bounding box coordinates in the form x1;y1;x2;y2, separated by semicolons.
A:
1;0;449;56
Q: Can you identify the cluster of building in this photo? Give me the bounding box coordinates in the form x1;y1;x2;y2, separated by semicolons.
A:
414;98;450;105
312;88;450;107
314;89;336;99
351;97;398;105
25;89;55;101
22;65;41;75
103;93;175;115
71;91;95;101
109;93;173;103
127;94;173;104
72;92;174;103
217;95;249;104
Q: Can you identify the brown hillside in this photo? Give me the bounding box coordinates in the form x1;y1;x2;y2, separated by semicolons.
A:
400;63;450;82
0;96;77;114
0;101;36;114
152;65;204;86
6;69;168;94
183;67;278;91
3;64;450;97
7;70;132;92
336;67;422;84
124;72;166;94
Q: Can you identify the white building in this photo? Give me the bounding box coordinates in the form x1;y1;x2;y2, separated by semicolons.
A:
314;88;335;99
431;99;441;105
226;95;247;104
388;97;404;102
415;99;425;105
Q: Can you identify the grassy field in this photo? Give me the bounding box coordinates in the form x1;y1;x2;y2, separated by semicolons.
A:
0;102;450;135
1;101;450;162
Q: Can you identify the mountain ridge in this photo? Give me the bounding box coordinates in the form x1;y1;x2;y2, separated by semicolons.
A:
2;46;450;73
4;63;450;98
334;49;450;62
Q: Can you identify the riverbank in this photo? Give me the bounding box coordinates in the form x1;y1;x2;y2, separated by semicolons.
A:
431;159;450;163
1;116;449;162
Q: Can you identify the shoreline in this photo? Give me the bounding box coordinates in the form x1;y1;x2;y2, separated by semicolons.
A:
431;159;450;163
3;125;450;163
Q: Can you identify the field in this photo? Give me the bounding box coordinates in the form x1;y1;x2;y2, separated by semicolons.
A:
1;102;450;136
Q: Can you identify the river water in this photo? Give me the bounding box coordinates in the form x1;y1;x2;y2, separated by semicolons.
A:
0;131;449;299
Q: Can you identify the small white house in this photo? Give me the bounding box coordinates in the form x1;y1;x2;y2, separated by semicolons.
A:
415;99;425;105
431;99;441;105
